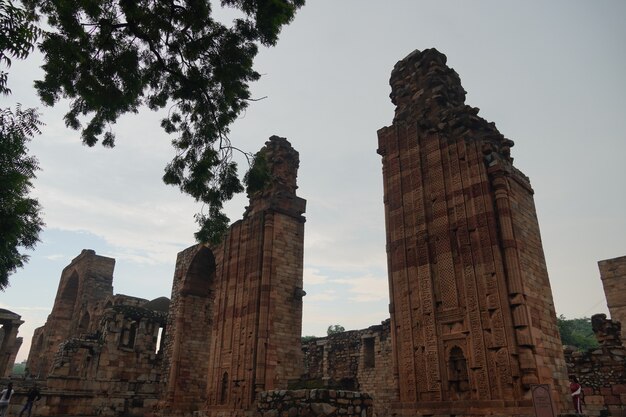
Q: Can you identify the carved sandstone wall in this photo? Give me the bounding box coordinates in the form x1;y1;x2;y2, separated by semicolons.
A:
161;136;306;417
377;48;570;416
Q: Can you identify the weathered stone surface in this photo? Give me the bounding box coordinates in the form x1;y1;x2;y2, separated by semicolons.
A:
19;250;167;416
377;48;571;416
0;308;24;377
300;320;395;417
258;389;370;417
160;136;306;417
599;255;626;344
565;313;626;416
20;136;306;417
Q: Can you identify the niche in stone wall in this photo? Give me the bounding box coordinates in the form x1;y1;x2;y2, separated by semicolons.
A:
448;346;470;399
220;371;229;404
120;321;137;348
363;337;376;368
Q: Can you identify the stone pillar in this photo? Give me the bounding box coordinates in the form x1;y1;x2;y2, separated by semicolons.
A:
0;310;24;377
161;136;306;417
377;48;571;416
204;136;306;414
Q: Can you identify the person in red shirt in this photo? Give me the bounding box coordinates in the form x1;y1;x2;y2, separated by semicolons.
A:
570;375;583;414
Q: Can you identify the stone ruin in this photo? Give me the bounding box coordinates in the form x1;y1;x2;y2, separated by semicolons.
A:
5;49;625;417
24;248;167;415
159;135;307;416
0;308;23;378
600;256;626;334
5;135;308;417
377;48;570;415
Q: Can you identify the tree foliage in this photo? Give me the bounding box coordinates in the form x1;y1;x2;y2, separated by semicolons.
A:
0;0;43;288
0;105;44;290
24;0;304;244
0;0;40;94
557;315;598;351
327;324;345;336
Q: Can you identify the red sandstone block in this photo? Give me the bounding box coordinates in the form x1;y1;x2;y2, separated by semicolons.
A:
613;385;626;394
585;395;605;405
605;395;622;405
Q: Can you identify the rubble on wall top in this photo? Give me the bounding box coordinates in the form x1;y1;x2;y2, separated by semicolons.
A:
243;135;305;219
106;303;168;324
253;135;300;197
389;48;515;159
592;313;622;347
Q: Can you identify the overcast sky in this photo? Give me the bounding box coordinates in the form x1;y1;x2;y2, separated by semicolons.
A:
3;1;625;362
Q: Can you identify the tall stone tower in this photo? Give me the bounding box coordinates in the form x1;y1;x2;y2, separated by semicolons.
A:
377;49;571;416
160;136;306;416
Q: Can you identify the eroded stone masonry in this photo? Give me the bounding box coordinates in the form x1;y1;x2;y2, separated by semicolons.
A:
24;249;168;416
8;50;621;417
0;309;23;378
159;136;307;417
10;136;311;417
376;49;571;416
599;256;626;335
565;314;626;416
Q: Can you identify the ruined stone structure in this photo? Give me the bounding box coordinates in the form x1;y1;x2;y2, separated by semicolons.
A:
0;308;23;378
16;51;598;417
258;389;373;417
599;256;626;332
301;320;395;417
27;250;116;378
160;136;306;417
565;314;626;416
25;249;168;416
376;49;571;416
20;136;306;417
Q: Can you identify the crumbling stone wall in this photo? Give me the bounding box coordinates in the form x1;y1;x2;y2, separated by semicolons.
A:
27;249;115;378
377;48;571;416
158;244;216;415
23;137;305;417
257;389;373;417
565;314;626;417
300;321;395;417
24;250;169;417
599;256;626;337
161;136;306;417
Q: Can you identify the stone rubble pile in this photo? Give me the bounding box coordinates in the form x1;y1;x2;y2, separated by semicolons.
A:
257;389;373;417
